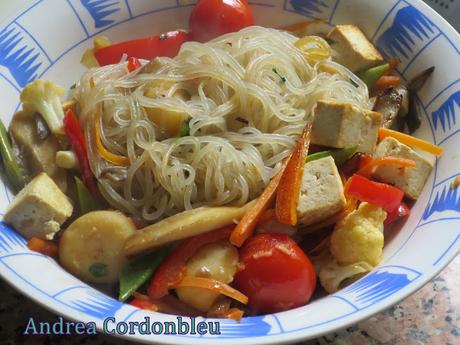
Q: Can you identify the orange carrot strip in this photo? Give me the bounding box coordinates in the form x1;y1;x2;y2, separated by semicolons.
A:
27;237;59;257
276;124;312;226
375;75;401;88
223;308;245;322
357;157;416;178
230;169;285;247
95;114;130;166
378;128;443;156
174;277;248;305
385;57;399;75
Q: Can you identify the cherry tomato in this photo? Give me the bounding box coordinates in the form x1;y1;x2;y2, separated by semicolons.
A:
234;234;316;314
189;0;255;42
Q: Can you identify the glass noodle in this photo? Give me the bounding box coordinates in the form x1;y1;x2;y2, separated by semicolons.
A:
73;27;372;222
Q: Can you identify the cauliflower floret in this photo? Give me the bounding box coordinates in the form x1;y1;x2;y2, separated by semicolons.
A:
330;202;387;267
319;257;373;293
20;80;66;135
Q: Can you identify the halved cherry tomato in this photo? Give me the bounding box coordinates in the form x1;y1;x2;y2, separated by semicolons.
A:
95;30;189;66
234;234;316;314
189;0;255;42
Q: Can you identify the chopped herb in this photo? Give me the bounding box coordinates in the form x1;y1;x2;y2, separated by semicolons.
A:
89;262;108;278
325;37;336;45
272;68;286;83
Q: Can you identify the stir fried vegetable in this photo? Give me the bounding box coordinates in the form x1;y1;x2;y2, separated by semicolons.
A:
229;169;284;247
405;67;435;134
306;145;357;166
95;30;189;66
234;234;316;313
175;277;248;305
148;226;234;299
20;80;66;135
357;63;389;89
75;177;103;215
189;0;254;42
276;124;312;226
385;202;410;225
127;57;141;72
0;119;25;192
60;211;137;283
330;202;386;266
94;114;130;166
176;241;239;312
27;237;59;257
125;204;251;257
119;248;170;301
356;157;416;178
345;174;404;213
378;128;443;156
63;110;98;193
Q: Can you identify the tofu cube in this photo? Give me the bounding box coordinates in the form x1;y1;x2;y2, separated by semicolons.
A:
373;137;433;199
327;24;384;72
297;156;346;226
4;173;73;240
311;100;382;153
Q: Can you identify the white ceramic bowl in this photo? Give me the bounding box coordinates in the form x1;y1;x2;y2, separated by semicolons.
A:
0;0;459;344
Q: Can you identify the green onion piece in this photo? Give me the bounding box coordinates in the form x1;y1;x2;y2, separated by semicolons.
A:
306;146;358;166
75;176;103;215
331;145;358;166
305;150;331;163
179;118;191;137
356;63;389;89
118;247;170;301
0;119;25;192
89;262;108;278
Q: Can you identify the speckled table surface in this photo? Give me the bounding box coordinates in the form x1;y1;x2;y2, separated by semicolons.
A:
0;254;458;345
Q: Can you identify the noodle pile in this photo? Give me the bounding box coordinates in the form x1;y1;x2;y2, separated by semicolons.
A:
73;26;372;222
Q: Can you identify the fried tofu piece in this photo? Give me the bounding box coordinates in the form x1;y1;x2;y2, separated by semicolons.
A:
4;173;73;240
311;100;382;153
297;156;346;226
372;137;433;199
327;24;384;72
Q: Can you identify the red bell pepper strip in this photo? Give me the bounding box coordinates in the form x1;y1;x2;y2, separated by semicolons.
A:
127;57;141;72
63;110;98;194
385;202;410;225
344;174;404;214
148;225;234;300
95;30;189;66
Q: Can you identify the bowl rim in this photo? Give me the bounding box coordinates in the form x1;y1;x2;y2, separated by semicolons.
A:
0;0;459;344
